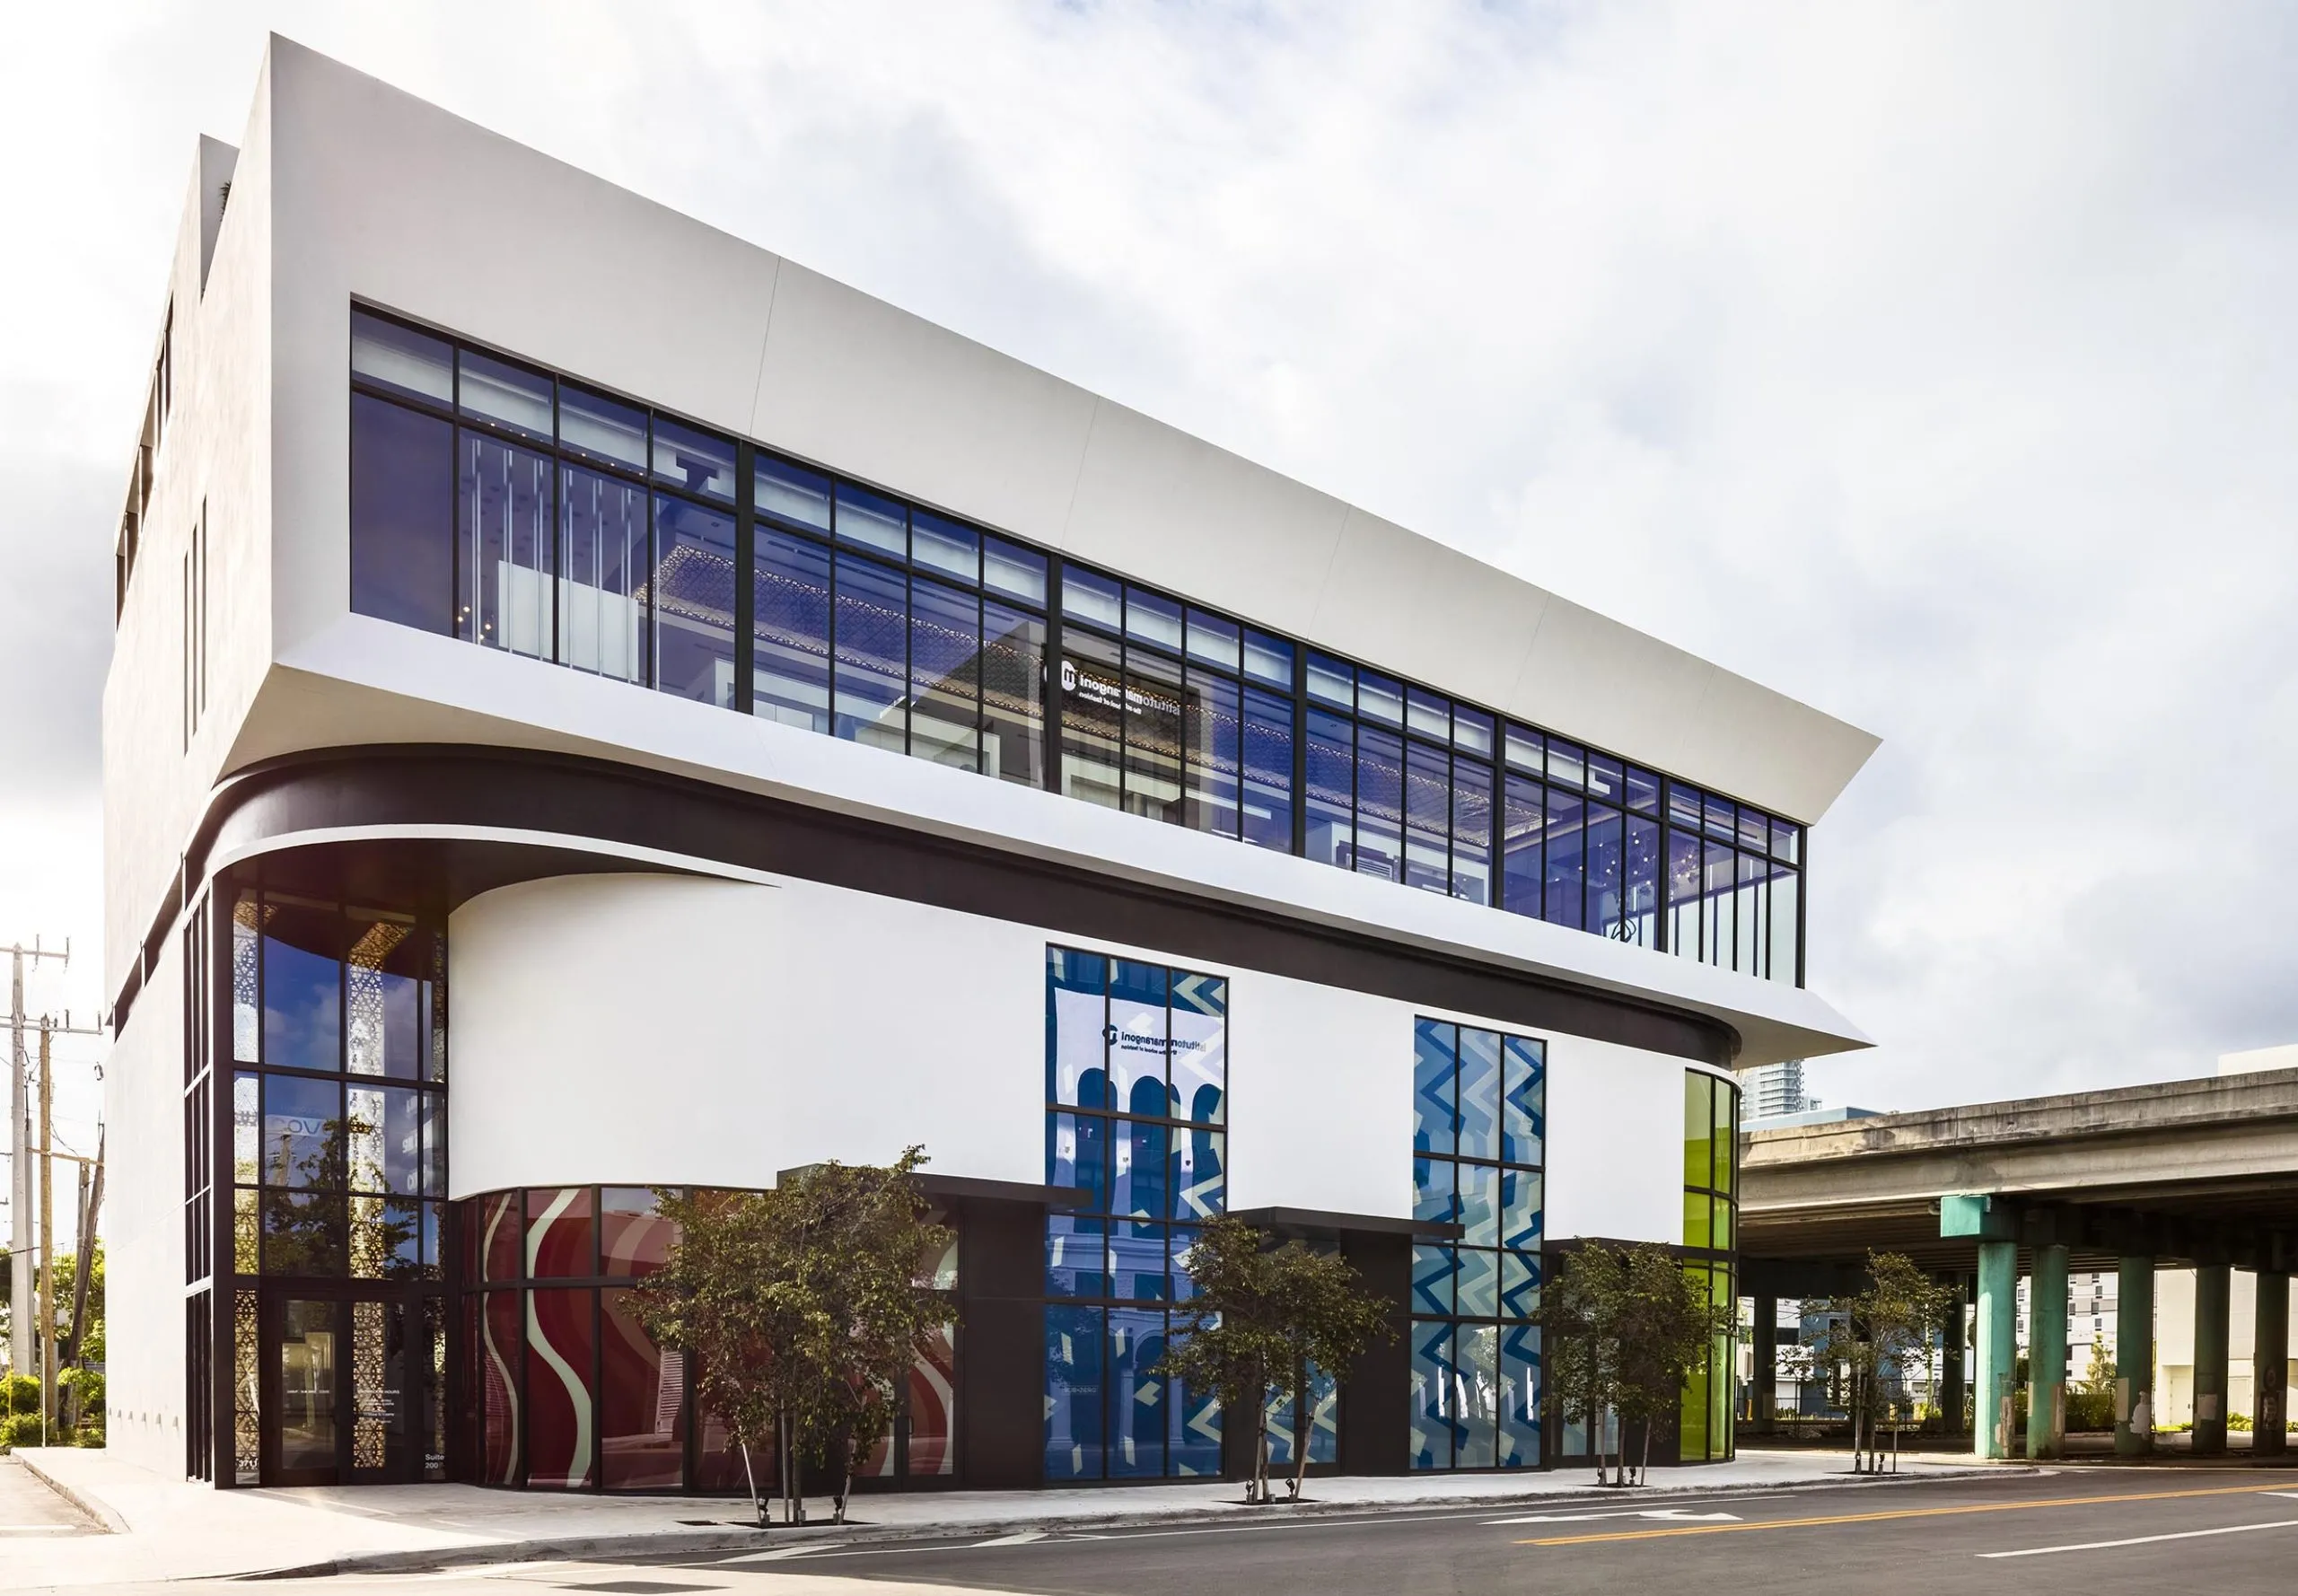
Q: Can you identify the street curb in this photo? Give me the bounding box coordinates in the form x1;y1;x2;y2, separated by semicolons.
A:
10;1449;133;1536
236;1466;2028;1580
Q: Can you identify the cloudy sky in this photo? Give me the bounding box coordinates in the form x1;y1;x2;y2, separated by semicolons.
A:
4;0;2295;1161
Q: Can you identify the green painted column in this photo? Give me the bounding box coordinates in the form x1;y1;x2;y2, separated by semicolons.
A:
2193;1263;2232;1455
2255;1271;2289;1458
2027;1244;2069;1459
1976;1241;2019;1460
1939;1283;1968;1436
2114;1257;2155;1456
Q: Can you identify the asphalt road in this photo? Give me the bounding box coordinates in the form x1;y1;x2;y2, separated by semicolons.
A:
615;1464;2298;1594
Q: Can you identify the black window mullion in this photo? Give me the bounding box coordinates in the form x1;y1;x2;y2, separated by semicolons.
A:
1290;644;1308;857
732;441;756;715
1042;558;1066;794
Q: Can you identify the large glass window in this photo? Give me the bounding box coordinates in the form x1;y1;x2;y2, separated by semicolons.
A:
1043;947;1226;1481
1410;1019;1543;1471
349;306;1806;987
457;1183;956;1492
232;889;447;1284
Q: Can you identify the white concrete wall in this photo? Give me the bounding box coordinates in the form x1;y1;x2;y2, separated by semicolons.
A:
100;935;188;1475
101;78;274;998
2148;1267;2298;1427
247;34;1873;829
447;871;1710;1247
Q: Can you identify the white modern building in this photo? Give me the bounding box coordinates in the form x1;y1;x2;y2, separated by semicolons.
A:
101;39;1876;1492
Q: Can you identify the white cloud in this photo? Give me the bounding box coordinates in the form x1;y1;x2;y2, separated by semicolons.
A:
3;1;2294;1115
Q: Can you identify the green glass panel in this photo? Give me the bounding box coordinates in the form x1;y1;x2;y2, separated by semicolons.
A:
1683;1072;1712;1189
1714;1081;1737;1193
1713;1201;1733;1251
1680;1262;1713;1460
1683;1191;1712;1250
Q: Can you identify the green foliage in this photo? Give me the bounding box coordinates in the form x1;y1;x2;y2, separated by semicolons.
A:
2;1412;42;1450
1536;1243;1731;1485
1797;1251;1955;1472
1160;1215;1393;1504
2065;1339;2117;1431
2228;1411;2253;1432
55;1243;105;1365
59;1367;105;1437
630;1149;954;1526
2;1372;36;1416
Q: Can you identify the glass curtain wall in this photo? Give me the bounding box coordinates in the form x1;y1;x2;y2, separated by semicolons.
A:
457;1185;959;1492
1680;1070;1741;1462
1409;1020;1544;1470
348;307;1803;986
1043;947;1227;1481
226;885;450;1484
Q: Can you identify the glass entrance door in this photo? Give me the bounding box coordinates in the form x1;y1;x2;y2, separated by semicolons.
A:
274;1299;340;1484
264;1290;434;1485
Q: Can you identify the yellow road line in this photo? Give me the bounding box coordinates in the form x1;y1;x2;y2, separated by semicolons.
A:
1518;1481;2298;1548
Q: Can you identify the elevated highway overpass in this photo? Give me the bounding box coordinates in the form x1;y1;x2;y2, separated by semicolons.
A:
1739;1067;2298;1464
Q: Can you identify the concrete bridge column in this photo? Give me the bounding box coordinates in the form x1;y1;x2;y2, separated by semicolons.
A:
2027;1244;2069;1459
1751;1296;1778;1434
1940;1283;1967;1434
2256;1270;2289;1458
1976;1241;2019;1460
2193;1263;2232;1456
2115;1257;2154;1456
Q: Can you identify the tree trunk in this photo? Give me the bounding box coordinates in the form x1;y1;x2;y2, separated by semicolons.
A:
834;1428;851;1527
783;1407;805;1525
1254;1378;1272;1505
739;1437;766;1529
1291;1366;1311;1503
1640;1412;1652;1486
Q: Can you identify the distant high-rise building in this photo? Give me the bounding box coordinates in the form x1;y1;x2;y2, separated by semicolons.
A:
1747;1058;1817;1119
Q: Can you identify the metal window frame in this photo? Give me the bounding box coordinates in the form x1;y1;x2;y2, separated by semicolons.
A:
344;301;1811;989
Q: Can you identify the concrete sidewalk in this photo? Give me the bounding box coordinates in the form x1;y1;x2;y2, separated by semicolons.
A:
2;1446;2006;1587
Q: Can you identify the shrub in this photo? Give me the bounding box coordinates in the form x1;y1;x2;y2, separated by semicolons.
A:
2066;1388;2116;1432
1;1412;45;1451
1;1372;37;1416
74;1424;104;1449
2228;1412;2253;1432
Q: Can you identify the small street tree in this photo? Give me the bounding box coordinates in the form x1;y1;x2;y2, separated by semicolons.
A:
1800;1250;1953;1474
1160;1215;1392;1504
1613;1246;1735;1485
632;1149;954;1527
1536;1245;1628;1485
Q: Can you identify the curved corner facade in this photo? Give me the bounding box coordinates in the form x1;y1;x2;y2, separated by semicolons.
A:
100;38;1871;1493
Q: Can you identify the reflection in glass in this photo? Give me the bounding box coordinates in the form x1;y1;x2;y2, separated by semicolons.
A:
753;527;830;732
1045;1304;1105;1480
652;418;736;502
352;395;454;634
602;1287;683;1489
460;351;552;436
527;1286;597;1487
262;1074;342;1188
908;575;981;771
458;432;553;658
832;553;907;750
558;466;648;682
1108;1308;1168;1478
1059;630;1123;809
278;1299;338;1472
654;495;737;706
352;311;452;403
982;601;1045;786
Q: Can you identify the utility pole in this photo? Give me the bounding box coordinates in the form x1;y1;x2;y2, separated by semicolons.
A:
31;1013;101;1440
8;938;70;1383
37;1023;51;1435
62;1126;104;1432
